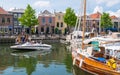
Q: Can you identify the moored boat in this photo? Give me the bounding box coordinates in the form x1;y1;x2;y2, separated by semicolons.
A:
71;0;120;75
10;42;52;50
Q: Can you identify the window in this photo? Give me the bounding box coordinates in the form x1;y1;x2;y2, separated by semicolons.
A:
14;14;17;18
18;14;21;18
18;23;21;25
57;22;59;27
49;17;52;23
42;17;45;24
117;34;120;38
5;28;8;32
58;16;61;20
2;17;5;23
14;21;17;25
41;27;44;32
7;18;10;23
61;22;63;27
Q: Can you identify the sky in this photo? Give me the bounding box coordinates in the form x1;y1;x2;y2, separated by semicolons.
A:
0;0;120;17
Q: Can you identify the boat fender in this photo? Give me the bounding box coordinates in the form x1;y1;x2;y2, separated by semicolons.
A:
73;58;76;65
107;58;117;69
79;59;83;68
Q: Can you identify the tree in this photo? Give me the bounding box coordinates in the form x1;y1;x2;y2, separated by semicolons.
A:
64;7;77;34
100;12;112;31
55;27;59;34
19;4;38;34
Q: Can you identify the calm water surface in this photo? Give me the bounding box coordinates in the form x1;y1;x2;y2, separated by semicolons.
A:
0;43;92;75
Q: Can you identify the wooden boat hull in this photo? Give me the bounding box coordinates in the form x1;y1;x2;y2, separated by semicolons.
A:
72;51;120;75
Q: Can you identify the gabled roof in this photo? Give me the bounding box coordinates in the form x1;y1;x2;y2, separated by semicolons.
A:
42;10;52;14
110;15;117;19
0;7;9;14
39;10;55;17
89;12;101;19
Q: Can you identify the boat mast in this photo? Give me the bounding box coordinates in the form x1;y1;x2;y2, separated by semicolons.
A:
82;0;86;49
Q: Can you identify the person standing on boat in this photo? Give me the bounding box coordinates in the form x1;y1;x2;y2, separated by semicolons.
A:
21;32;26;43
16;34;21;44
24;34;29;42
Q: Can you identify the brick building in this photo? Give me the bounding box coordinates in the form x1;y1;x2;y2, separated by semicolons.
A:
8;8;24;34
89;12;120;32
89;12;101;32
38;10;55;34
0;7;13;35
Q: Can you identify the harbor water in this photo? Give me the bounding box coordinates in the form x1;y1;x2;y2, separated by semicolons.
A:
0;43;92;75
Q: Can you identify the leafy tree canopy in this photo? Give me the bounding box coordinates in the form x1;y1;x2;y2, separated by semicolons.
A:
64;7;77;27
101;12;112;28
19;4;38;34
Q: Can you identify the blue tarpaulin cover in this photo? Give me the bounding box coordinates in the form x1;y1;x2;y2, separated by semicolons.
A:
96;57;106;63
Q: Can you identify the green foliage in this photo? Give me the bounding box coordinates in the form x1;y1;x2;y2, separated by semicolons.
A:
18;57;37;75
19;4;38;34
64;7;77;27
31;27;35;34
101;12;113;28
55;27;59;34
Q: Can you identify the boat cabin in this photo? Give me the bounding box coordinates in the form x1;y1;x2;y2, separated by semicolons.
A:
86;41;120;61
105;46;120;60
111;32;120;39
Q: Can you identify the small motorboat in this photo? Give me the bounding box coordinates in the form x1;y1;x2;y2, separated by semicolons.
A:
10;42;52;50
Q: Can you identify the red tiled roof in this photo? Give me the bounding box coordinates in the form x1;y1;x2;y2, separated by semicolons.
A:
0;7;9;14
90;12;101;19
110;15;117;19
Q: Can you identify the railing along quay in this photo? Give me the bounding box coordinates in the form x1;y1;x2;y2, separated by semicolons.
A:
31;35;66;43
0;35;66;43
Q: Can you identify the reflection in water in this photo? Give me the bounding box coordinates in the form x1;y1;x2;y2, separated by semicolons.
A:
0;43;92;75
72;66;93;75
11;50;51;58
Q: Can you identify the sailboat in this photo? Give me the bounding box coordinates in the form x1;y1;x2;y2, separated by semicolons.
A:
72;0;120;75
65;1;90;45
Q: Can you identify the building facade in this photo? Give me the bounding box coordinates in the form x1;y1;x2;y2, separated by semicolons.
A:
55;12;67;34
110;16;120;32
89;12;101;33
87;12;120;33
0;7;13;35
8;8;24;34
38;10;55;34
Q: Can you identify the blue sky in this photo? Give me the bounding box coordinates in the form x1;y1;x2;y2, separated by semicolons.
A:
0;0;120;17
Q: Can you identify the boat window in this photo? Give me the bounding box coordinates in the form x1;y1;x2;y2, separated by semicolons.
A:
109;50;113;56
114;42;120;46
74;36;76;39
116;52;120;59
117;34;120;38
106;49;110;55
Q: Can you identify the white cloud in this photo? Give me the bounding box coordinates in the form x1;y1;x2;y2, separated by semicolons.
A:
96;0;104;4
93;6;103;13
96;0;120;7
8;7;16;11
107;9;120;17
33;1;50;8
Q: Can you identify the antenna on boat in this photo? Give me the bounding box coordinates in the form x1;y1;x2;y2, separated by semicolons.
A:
82;0;86;49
